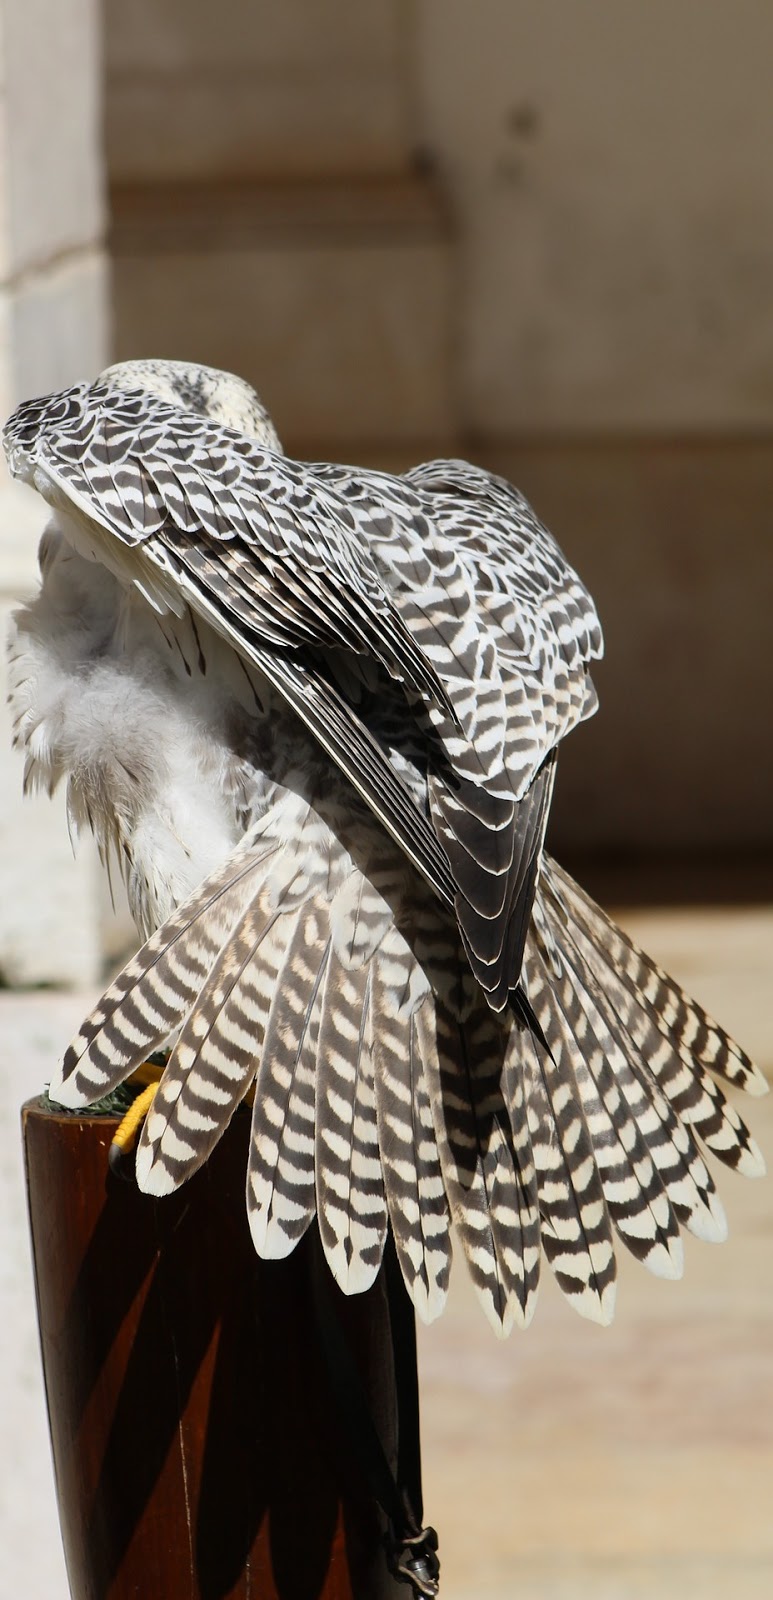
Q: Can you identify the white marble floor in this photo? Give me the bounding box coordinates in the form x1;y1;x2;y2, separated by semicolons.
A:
1;902;770;1599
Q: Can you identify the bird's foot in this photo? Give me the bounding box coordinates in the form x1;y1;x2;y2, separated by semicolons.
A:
108;1066;162;1179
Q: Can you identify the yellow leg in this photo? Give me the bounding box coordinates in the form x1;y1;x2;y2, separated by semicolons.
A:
109;1076;160;1176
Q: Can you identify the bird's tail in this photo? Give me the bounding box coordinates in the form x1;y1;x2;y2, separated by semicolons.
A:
514;855;766;1322
50;813;766;1335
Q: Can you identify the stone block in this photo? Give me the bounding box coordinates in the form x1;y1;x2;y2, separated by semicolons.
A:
106;76;410;183
0;0;105;278
1;250;110;405
104;0;410;180
105;0;401;74
418;0;773;431
111;178;454;444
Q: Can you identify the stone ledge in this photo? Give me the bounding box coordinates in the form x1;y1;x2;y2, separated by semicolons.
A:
110;174;452;251
110;176;454;443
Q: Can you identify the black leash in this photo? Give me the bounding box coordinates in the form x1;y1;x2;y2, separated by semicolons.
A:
311;1234;440;1597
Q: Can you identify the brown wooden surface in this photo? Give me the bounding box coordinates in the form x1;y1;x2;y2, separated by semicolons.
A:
23;1098;407;1600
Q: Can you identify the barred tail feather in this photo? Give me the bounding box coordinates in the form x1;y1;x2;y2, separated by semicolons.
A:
371;931;452;1325
546;858;768;1100
512;858;766;1309
50;832;281;1107
529;889;730;1250
527;925;684;1280
554;910;762;1187
511;1000;618;1327
416;954;540;1337
540;860;766;1178
246;910;329;1259
136;887;296;1195
52;799;764;1331
314;954;387;1295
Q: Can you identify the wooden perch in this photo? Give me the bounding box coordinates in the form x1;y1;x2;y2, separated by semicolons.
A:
23;1097;410;1598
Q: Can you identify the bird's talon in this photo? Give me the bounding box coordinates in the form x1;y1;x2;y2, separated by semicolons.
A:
107;1140;135;1183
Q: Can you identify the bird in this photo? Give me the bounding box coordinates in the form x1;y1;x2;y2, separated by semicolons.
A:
4;358;766;1338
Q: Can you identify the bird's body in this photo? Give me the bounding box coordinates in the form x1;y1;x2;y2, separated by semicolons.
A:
5;360;765;1335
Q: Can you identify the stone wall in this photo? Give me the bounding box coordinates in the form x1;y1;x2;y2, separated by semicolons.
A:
417;0;773;434
104;0;415;180
0;0;110;986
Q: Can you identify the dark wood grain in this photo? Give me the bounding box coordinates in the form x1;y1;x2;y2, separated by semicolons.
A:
23;1098;407;1599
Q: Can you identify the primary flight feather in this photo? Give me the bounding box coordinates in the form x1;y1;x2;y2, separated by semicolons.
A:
5;358;765;1334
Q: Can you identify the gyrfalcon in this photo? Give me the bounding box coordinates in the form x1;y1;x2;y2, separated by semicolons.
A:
4;359;766;1335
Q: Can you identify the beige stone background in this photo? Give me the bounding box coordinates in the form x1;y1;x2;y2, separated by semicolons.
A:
0;2;771;1597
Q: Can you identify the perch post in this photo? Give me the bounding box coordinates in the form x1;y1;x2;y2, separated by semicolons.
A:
23;1097;414;1599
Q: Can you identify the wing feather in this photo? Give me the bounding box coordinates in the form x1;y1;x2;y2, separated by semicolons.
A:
5;380;606;1010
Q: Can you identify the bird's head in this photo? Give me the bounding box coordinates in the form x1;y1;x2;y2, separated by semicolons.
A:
98;359;283;452
2;358;284;495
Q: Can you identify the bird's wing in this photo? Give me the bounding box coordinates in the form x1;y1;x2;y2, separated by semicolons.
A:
325;455;602;1005
5;383;459;910
402;458;603;778
4;384;599;1008
4;382;454;716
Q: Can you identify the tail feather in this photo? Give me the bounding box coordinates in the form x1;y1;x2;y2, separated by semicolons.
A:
137;887;293;1194
372;931;452;1324
513;969;618;1326
499;1058;542;1321
535;888;730;1244
314;954;387;1294
416;960;538;1336
548;859;767;1098
246;908;329;1258
52;796;765;1331
50;834;280;1106
529;912;683;1279
542;861;765;1178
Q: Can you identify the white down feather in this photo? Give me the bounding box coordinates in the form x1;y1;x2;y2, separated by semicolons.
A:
7;521;271;935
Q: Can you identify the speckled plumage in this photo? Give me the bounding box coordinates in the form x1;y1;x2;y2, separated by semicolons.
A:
4;359;766;1333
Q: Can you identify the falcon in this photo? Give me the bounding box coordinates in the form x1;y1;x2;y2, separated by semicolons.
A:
4;359;766;1335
